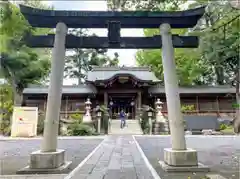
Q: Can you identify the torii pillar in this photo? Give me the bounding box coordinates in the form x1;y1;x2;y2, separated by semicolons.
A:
158;23;209;172
18;22;72;174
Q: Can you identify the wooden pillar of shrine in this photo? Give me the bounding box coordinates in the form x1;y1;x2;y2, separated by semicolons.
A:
104;92;108;106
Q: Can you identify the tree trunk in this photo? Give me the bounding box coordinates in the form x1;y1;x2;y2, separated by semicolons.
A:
13;90;23;106
11;82;23;106
234;67;240;134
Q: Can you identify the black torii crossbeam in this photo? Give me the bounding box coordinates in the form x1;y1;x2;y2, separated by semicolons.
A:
25;34;199;49
19;5;206;49
20;5;205;29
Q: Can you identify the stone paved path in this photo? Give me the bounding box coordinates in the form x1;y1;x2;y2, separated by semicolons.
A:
67;135;156;179
0;138;103;175
135;135;240;179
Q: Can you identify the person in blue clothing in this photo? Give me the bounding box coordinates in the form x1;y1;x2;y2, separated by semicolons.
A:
120;109;126;128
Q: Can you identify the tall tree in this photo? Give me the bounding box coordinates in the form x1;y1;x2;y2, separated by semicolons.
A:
0;1;51;105
107;0;186;11
136;28;210;86
64;29;119;84
191;1;240;132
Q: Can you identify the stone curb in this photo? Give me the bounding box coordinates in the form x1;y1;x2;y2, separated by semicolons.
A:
133;135;238;138
0;136;106;141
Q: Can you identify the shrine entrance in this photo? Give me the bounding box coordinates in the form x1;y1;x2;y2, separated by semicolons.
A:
109;95;136;119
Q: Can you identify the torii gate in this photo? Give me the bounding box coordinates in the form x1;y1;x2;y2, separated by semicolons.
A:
18;5;209;173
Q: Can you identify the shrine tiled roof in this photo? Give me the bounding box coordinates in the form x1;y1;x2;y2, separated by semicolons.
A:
23;84;97;94
86;66;160;83
22;85;236;95
148;85;236;94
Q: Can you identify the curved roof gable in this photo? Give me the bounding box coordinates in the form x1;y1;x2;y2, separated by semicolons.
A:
87;66;160;83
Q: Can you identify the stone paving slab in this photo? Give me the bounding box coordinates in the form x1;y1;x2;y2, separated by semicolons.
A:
66;136;155;179
135;135;240;179
0;138;104;175
0;174;67;179
0;136;106;141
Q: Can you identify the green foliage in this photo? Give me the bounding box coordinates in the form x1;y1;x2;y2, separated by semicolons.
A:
67;112;96;136
37;112;45;135
67;123;95;136
136;27;210;86
107;0;186;11
181;105;195;112
138;106;154;134
0;1;51;105
220;123;227;130
0;84;13;136
0;2;29;52
70;112;83;123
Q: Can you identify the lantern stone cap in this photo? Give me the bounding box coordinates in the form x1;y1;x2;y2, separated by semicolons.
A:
85;98;92;105
155;98;163;104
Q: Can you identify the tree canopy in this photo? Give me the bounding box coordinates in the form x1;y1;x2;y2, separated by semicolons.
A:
0;1;52;105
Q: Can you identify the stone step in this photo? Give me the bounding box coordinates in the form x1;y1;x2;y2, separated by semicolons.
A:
110;119;142;135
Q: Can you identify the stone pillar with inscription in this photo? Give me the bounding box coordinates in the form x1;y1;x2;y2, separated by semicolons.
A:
17;22;72;174
158;23;209;172
137;91;142;109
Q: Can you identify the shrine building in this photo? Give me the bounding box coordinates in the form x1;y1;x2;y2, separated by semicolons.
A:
22;66;236;119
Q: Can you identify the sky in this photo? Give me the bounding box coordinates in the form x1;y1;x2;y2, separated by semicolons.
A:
42;0;144;67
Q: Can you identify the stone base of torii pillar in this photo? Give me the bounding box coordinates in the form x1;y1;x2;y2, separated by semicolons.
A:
158;23;209;173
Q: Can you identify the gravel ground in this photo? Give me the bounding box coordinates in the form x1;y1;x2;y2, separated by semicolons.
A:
0;138;104;175
135;136;240;179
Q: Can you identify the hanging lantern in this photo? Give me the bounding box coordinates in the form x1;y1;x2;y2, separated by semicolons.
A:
131;101;135;106
109;101;114;106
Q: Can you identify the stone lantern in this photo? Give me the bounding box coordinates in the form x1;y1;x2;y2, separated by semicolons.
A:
146;106;154;135
96;107;103;133
155;98;163;115
82;98;92;123
155;98;165;122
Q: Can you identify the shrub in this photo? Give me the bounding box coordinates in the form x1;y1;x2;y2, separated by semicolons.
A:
0;86;13;136
70;112;82;123
37;112;45;135
0;119;11;136
138;106;153;134
220;123;227;130
67;123;95;136
181;105;195;113
37;112;62;135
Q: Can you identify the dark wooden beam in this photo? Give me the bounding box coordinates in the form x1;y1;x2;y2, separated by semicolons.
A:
20;5;205;28
24;34;199;49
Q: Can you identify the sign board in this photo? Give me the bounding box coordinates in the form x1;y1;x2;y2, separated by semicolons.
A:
11;107;38;137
